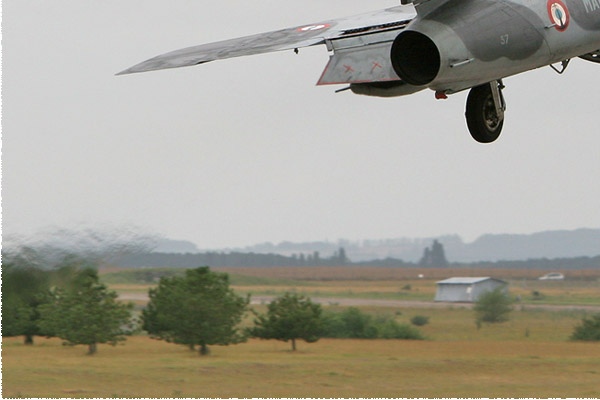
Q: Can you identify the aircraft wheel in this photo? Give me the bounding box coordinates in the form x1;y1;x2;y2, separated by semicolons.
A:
465;84;504;143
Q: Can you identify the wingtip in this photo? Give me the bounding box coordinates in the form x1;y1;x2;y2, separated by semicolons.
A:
116;59;155;76
115;59;170;76
115;66;139;76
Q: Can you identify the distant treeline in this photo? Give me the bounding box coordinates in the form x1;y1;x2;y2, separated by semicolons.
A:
111;250;600;270
457;255;600;270
113;248;350;268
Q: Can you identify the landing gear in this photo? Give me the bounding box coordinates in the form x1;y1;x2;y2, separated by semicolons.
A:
465;81;506;144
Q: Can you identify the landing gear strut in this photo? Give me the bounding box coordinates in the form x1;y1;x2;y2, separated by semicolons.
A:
465;81;506;144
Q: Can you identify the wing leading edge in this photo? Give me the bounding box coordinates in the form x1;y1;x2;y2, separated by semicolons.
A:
117;6;416;76
117;24;333;75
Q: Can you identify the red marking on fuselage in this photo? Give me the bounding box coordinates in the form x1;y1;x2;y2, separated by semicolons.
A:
297;23;331;32
547;0;570;31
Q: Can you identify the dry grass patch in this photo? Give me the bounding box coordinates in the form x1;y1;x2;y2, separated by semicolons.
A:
3;336;599;398
215;267;600;282
233;279;436;301
106;267;599;307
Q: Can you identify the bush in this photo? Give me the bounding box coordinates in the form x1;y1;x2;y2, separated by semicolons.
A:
474;288;513;324
322;307;378;339
410;315;430;326
322;308;424;340
378;320;424;340
570;314;600;341
531;290;545;301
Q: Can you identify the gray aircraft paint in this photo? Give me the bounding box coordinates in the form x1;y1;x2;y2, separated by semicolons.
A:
318;27;408;85
393;0;600;93
425;0;547;62
570;0;600;29
119;0;599;104
117;7;416;75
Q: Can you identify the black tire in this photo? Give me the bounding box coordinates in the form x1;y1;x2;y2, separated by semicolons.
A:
465;84;504;144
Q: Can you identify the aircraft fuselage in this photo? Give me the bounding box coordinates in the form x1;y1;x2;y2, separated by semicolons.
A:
391;0;600;94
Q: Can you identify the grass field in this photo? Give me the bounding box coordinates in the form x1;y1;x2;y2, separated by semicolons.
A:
3;335;600;398
104;266;600;306
3;305;599;397
3;266;599;397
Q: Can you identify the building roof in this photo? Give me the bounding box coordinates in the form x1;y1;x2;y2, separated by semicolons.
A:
436;277;506;285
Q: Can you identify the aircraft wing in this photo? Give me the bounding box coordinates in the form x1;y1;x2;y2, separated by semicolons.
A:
117;6;416;75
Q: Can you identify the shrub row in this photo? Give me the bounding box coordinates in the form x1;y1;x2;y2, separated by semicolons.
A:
321;308;424;340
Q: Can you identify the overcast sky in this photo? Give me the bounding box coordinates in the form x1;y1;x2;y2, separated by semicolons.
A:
3;0;599;250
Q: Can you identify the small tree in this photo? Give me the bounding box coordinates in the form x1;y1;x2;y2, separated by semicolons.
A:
474;287;513;324
570;314;600;341
39;266;135;355
2;255;51;345
142;267;249;355
250;293;323;351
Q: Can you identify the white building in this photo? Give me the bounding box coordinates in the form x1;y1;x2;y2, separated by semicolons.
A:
434;277;507;302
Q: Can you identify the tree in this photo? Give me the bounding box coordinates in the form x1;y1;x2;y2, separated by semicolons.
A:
419;240;449;268
1;250;52;345
250;293;323;351
474;288;513;324
570;313;600;341
39;266;135;355
142;267;249;355
335;247;348;265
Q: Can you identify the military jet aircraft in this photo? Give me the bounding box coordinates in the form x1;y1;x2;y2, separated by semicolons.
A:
119;0;600;143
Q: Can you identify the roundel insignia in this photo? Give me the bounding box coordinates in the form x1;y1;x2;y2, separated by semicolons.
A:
297;23;331;32
547;0;570;31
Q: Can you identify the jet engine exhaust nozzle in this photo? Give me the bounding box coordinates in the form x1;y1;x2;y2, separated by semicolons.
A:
391;31;441;86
